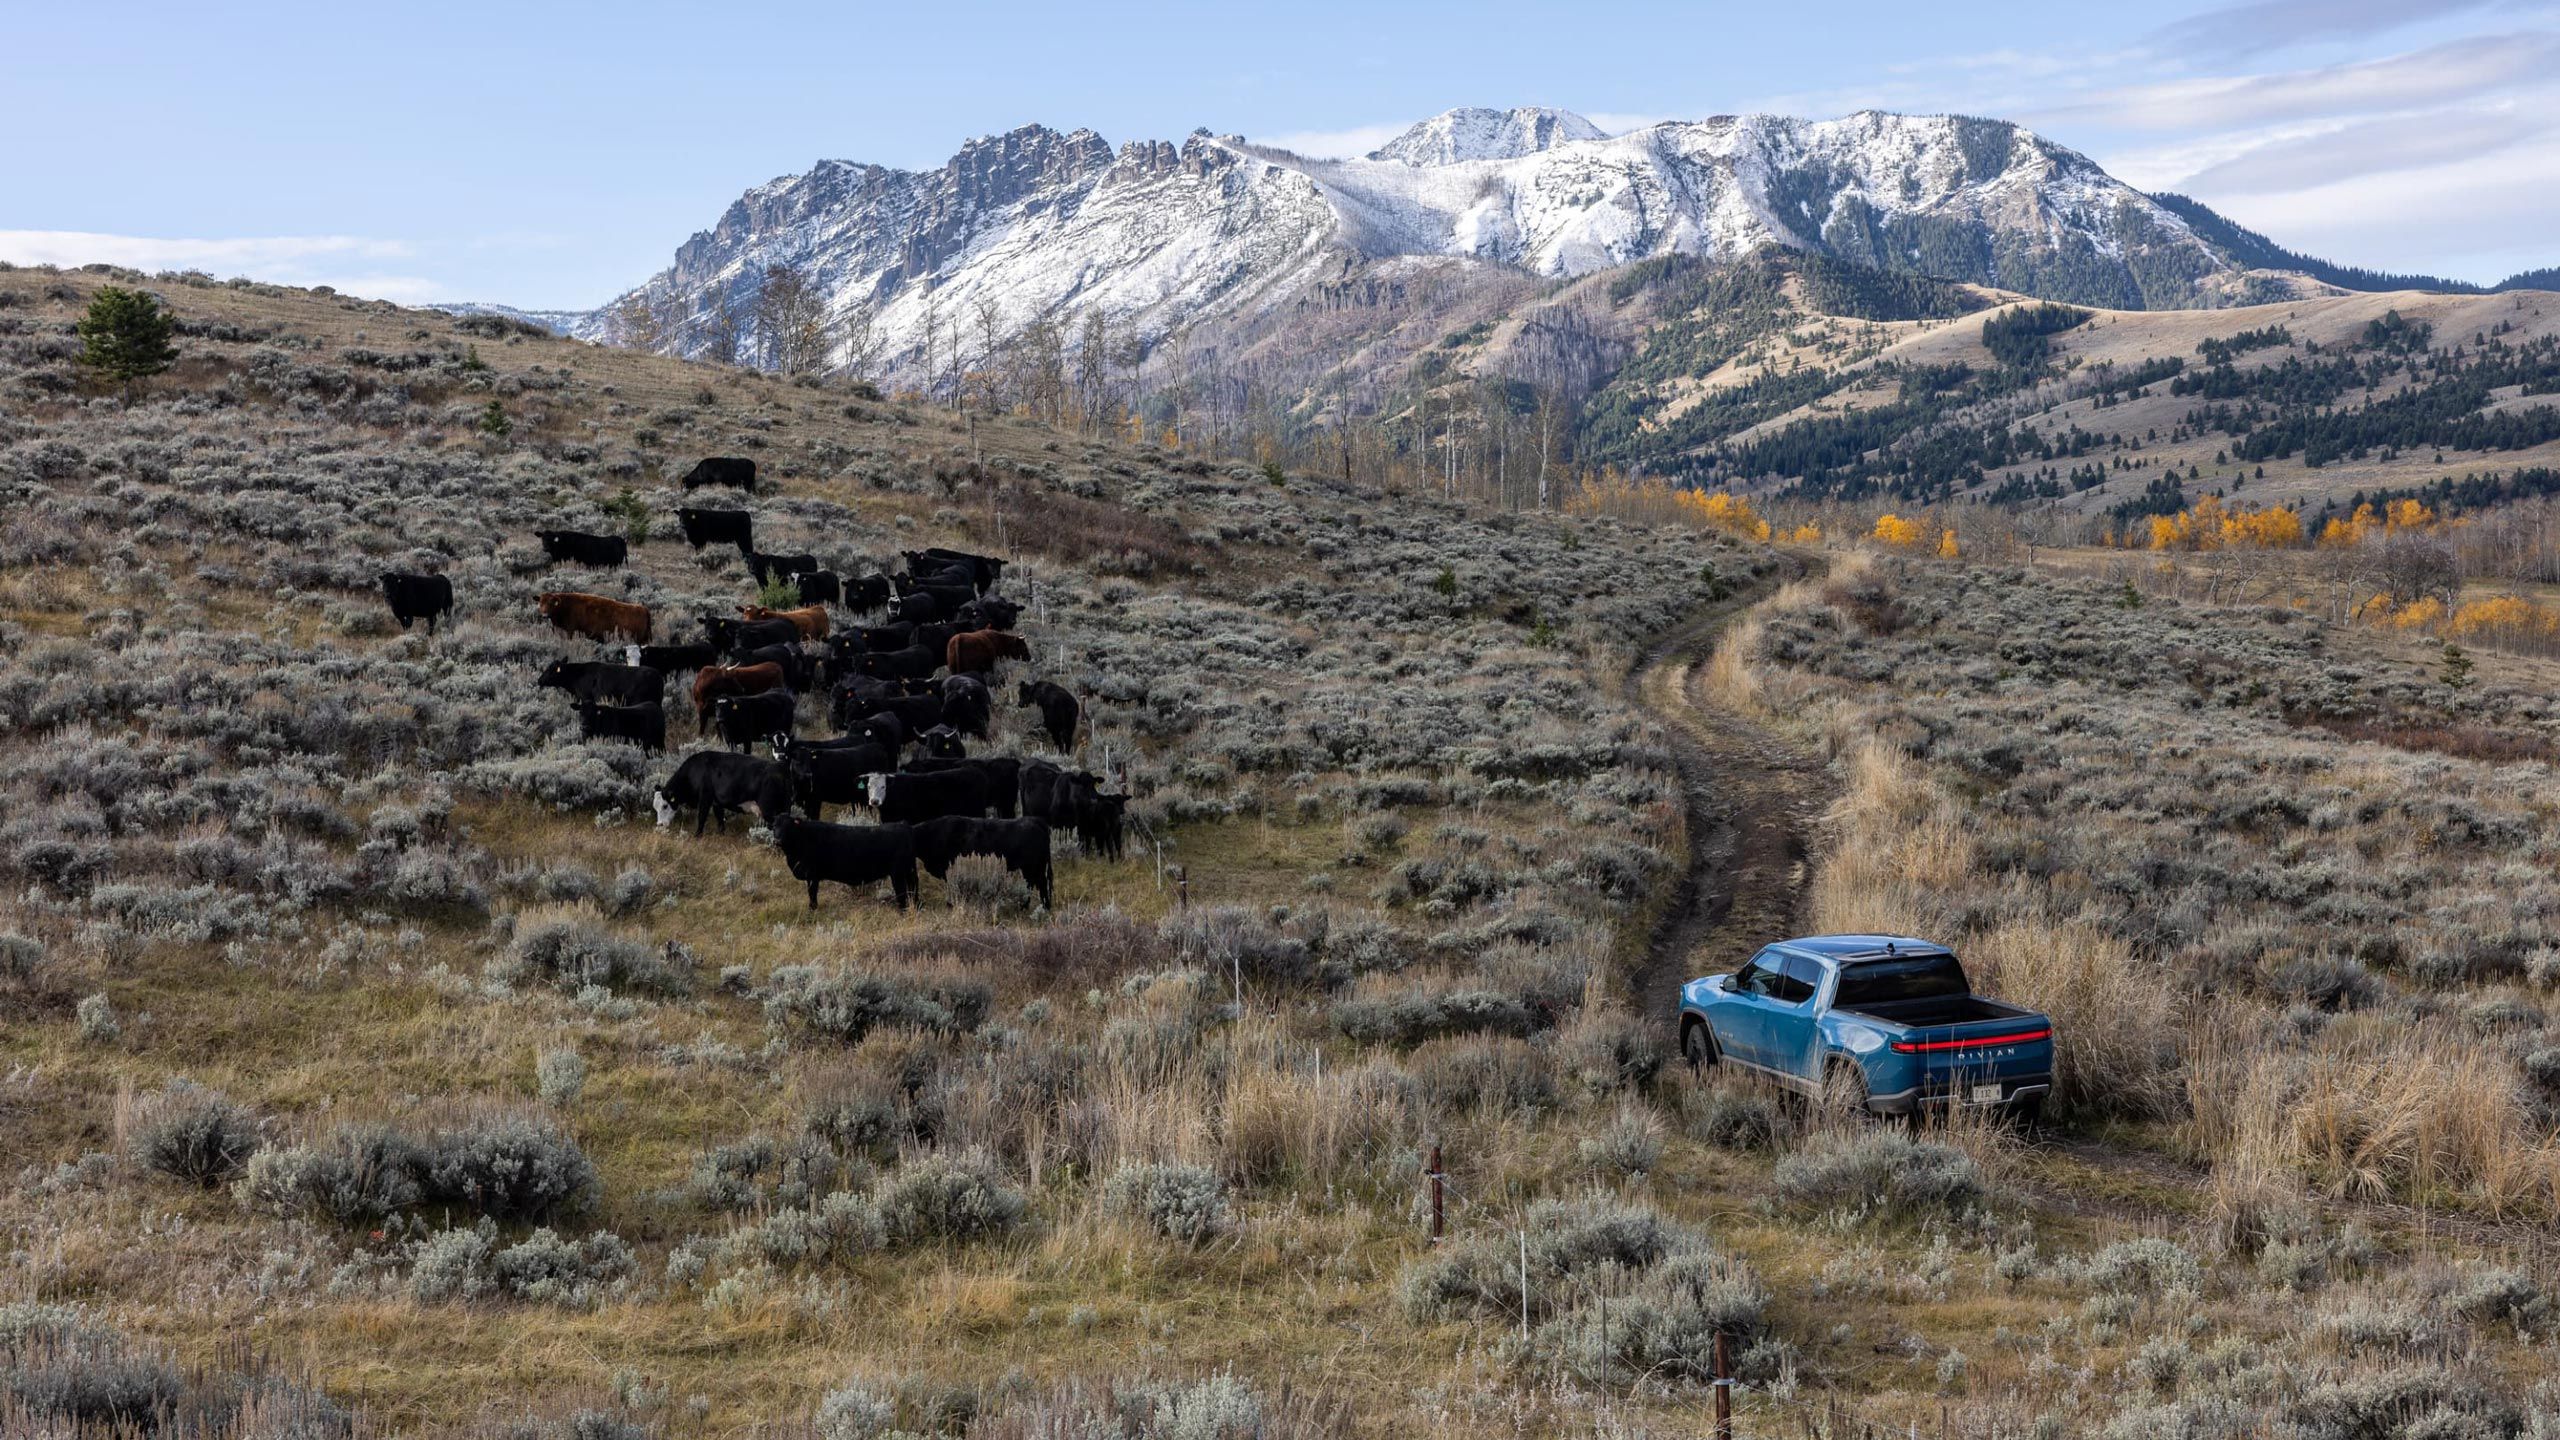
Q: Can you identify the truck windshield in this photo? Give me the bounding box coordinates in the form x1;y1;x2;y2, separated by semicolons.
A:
1833;954;1969;1007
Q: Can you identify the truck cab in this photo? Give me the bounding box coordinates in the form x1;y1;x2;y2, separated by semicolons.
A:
1679;935;2054;1118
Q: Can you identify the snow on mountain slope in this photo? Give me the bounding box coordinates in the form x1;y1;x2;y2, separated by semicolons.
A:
1364;106;1610;166
587;107;2240;381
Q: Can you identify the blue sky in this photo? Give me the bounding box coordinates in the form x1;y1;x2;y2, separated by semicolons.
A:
5;0;2555;307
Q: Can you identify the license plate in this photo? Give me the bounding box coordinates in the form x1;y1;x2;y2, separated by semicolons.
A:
1969;1083;2004;1105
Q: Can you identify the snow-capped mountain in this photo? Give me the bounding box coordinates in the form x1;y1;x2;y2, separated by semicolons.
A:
581;106;2243;379
1364;106;1609;166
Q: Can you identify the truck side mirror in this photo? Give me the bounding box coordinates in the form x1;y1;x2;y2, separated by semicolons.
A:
1716;975;1738;993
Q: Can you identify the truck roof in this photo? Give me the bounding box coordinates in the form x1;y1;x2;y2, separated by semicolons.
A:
1773;934;1954;964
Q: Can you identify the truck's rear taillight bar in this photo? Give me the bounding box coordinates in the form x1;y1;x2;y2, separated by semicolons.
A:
1890;1027;2052;1055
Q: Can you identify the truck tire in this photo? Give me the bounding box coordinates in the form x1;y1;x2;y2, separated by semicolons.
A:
1681;1018;1718;1071
1820;1060;1870;1116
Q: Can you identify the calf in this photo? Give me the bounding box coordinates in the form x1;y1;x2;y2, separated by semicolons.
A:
746;550;820;586
956;595;1021;630
538;591;652;643
379;572;454;634
536;529;627;568
776;738;895;820
573;699;665;752
770;815;916;911
653;751;793;836
844;573;893;614
796;570;841;606
691;661;787;725
1030;767;1126;861
680;457;757;492
537;659;664;706
863;768;994;826
630;641;720;676
742;603;830;641
941;674;992;739
1017;680;1079;753
912;817;1052;907
712;689;797;753
946;628;1031;675
676;506;753;552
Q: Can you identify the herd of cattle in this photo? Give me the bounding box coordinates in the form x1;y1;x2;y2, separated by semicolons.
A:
376;457;1128;912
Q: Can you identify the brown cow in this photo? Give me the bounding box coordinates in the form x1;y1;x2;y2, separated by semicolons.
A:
945;628;1032;675
692;662;786;724
538;591;652;643
742;603;830;641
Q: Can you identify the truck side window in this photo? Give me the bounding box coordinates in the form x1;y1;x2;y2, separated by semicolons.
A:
1774;954;1823;1006
1735;953;1782;997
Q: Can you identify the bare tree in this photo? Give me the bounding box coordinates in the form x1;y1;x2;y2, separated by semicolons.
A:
696;287;744;367
1532;385;1568;510
608;290;675;355
755;262;831;376
840;298;886;386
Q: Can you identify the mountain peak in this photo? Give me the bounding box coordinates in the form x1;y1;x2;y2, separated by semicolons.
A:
1365;106;1607;166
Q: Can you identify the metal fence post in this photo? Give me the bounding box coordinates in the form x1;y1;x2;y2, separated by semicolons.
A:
1426;1144;1444;1244
1713;1329;1732;1440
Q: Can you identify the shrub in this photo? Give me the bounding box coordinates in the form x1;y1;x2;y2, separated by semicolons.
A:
1103;1161;1230;1243
74;991;118;1043
239;1113;595;1225
2079;1237;2202;1295
873;1150;1026;1245
1577;1102;1666;1178
1161;906;1313;986
1772;1129;1983;1219
814;1381;900;1440
1681;1082;1781;1150
766;965;991;1043
946;853;1039;920
1331;982;1533;1046
410;1221;633;1307
1554;1005;1666;1095
536;1048;586;1108
128;1081;261;1186
502;916;694;997
1413;1036;1556;1114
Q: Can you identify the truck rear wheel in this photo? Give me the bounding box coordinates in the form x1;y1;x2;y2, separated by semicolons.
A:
1820;1060;1871;1116
1681;1019;1718;1071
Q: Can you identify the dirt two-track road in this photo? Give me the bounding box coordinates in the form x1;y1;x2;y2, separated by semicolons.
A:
1624;557;1830;1024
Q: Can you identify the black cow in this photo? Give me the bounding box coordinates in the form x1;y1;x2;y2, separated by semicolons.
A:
904;548;1005;595
852;622;915;652
1017;680;1079;753
907;755;1020;820
941;675;992;739
739;642;813;691
677;506;754;552
770;815;916;911
653;751;793;836
887;591;940;624
1055;772;1129;861
712;689;797;752
844;574;894;614
537;660;664;706
863;768;994;826
850;692;943;736
912;817;1052;907
1019;760;1066;825
701;614;802;655
681;457;757;492
380;572;454;634
894;575;977;615
911;724;966;760
536;530;628;568
746;550;820;586
956;595;1022;630
857;645;940;682
631;641;721;676
797;570;842;606
775;738;895;820
573;699;665;752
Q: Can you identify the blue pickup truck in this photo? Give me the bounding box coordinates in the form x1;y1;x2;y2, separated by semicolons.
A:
1679;935;2054;1119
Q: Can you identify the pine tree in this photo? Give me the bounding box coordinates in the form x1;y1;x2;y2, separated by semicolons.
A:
2440;642;2474;690
76;286;179;400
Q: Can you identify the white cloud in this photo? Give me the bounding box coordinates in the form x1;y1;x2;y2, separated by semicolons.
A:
2039;32;2560;132
1247;122;1412;160
2191;128;2560;280
2150;0;2501;54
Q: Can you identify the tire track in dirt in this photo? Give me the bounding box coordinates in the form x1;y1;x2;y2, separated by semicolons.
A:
1624;557;1830;1024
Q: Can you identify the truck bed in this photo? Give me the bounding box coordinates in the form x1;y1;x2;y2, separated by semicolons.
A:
1834;995;2036;1029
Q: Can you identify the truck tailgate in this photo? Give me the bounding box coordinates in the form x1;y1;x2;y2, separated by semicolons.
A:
1885;1014;2055;1103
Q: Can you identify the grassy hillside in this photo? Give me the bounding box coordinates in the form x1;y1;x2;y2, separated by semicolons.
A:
10;265;2560;1439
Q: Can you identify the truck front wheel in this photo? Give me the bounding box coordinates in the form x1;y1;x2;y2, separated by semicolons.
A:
1681;1019;1718;1071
